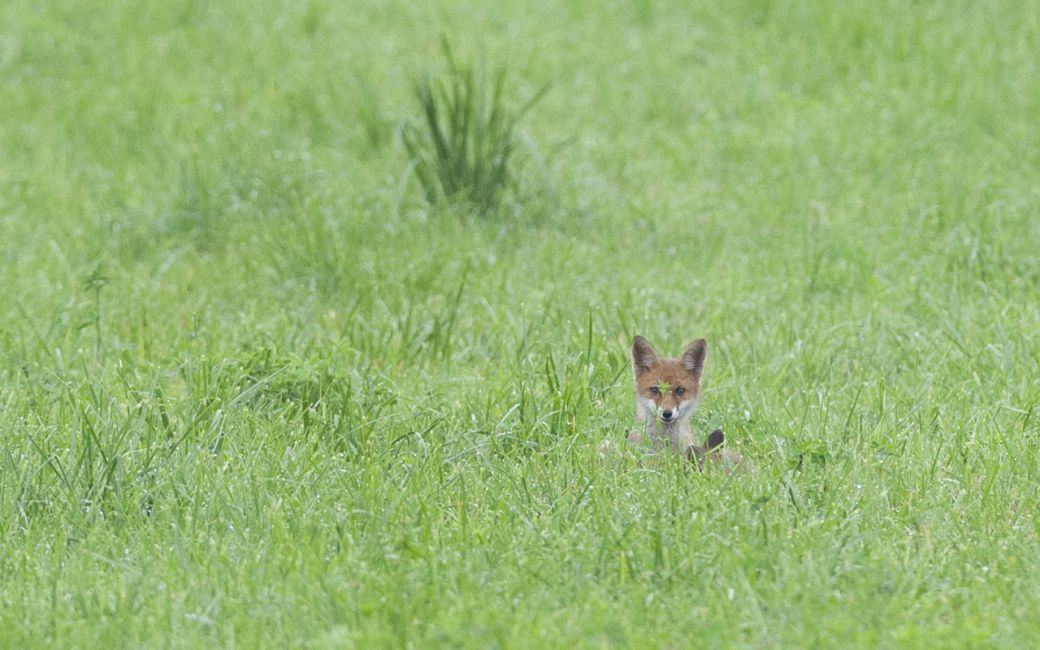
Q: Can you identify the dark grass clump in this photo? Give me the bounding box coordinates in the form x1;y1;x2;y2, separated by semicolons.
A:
403;41;547;214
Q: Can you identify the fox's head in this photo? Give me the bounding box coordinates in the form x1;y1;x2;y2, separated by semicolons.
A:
632;336;706;426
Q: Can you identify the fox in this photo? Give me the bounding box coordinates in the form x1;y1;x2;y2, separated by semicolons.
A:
629;335;743;470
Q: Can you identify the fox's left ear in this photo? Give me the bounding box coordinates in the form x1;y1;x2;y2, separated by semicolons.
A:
681;339;707;379
706;428;724;450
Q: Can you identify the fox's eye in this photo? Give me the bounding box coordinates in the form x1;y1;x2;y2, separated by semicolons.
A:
650;385;661;395
675;387;686;396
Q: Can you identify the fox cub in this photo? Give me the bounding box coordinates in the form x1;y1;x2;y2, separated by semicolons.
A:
629;335;742;470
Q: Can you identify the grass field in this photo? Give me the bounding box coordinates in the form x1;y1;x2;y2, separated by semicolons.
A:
2;0;1040;647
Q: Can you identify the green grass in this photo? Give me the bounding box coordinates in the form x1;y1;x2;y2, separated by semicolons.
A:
2;0;1039;647
402;39;547;213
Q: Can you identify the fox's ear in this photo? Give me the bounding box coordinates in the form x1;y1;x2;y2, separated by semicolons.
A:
681;339;707;379
632;336;658;375
706;428;724;450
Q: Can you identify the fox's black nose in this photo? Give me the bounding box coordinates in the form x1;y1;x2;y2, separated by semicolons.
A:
661;410;674;420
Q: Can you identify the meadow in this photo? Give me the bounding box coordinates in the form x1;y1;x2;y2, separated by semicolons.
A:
2;0;1039;647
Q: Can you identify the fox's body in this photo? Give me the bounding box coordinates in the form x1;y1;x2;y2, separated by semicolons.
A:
629;335;743;470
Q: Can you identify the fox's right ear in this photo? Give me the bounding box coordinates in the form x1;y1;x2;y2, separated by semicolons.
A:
632;336;658;375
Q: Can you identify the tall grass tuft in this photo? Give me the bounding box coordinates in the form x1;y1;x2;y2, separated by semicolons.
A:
403;41;547;214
